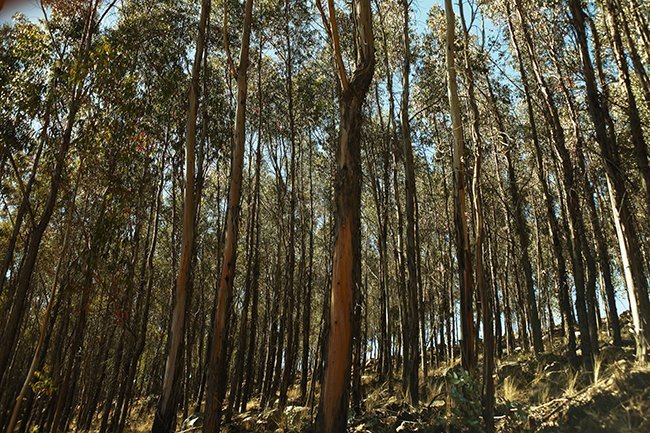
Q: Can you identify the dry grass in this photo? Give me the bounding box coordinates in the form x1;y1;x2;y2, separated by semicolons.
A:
534;383;552;405
592;355;603;385
122;410;154;433
364;382;391;413
564;368;579;396
502;377;520;402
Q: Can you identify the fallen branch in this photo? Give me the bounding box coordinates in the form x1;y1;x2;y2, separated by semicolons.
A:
176;426;202;433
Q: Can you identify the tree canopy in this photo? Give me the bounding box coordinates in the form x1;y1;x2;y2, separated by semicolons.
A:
0;0;649;432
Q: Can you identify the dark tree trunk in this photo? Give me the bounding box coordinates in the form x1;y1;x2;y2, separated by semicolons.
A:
506;4;577;363
568;0;650;362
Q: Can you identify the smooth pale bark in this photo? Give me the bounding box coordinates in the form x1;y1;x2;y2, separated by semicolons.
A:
315;1;374;432
457;1;493;426
203;0;254;431
444;0;475;371
152;2;209;431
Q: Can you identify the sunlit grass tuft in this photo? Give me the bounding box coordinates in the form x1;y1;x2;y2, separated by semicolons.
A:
593;355;603;385
502;377;520;402
565;369;579;396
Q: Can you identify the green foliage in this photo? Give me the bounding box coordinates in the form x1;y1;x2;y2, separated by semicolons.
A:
31;365;56;398
445;367;483;433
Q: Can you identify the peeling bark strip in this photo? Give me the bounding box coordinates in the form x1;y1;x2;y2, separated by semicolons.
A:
315;1;375;432
203;0;254;432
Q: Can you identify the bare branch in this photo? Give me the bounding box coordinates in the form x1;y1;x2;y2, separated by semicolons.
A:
223;0;238;78
316;0;349;91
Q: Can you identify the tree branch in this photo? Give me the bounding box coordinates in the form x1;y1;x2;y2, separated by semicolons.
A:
316;0;349;91
223;0;238;78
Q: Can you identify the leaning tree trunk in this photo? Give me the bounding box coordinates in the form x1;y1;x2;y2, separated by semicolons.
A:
568;0;650;363
0;136;43;298
604;0;650;212
5;174;78;433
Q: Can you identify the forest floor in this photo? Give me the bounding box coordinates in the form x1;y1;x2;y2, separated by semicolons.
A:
122;327;650;433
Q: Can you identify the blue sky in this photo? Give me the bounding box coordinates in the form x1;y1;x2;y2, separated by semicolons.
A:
415;0;440;29
1;0;445;28
0;0;42;23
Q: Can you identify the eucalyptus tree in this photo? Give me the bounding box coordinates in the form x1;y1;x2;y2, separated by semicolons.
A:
203;0;255;430
314;0;375;431
151;0;211;431
444;0;475;371
568;0;650;363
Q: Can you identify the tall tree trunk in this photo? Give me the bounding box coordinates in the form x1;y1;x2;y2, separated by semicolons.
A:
399;0;419;405
152;1;210;431
457;1;493;426
280;0;298;407
203;0;254;431
505;4;577;363
315;1;374;431
513;0;595;360
486;72;543;355
299;130;316;402
241;40;265;412
374;4;394;384
118;145;167;433
548;46;623;347
444;0;475;371
568;0;650;362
